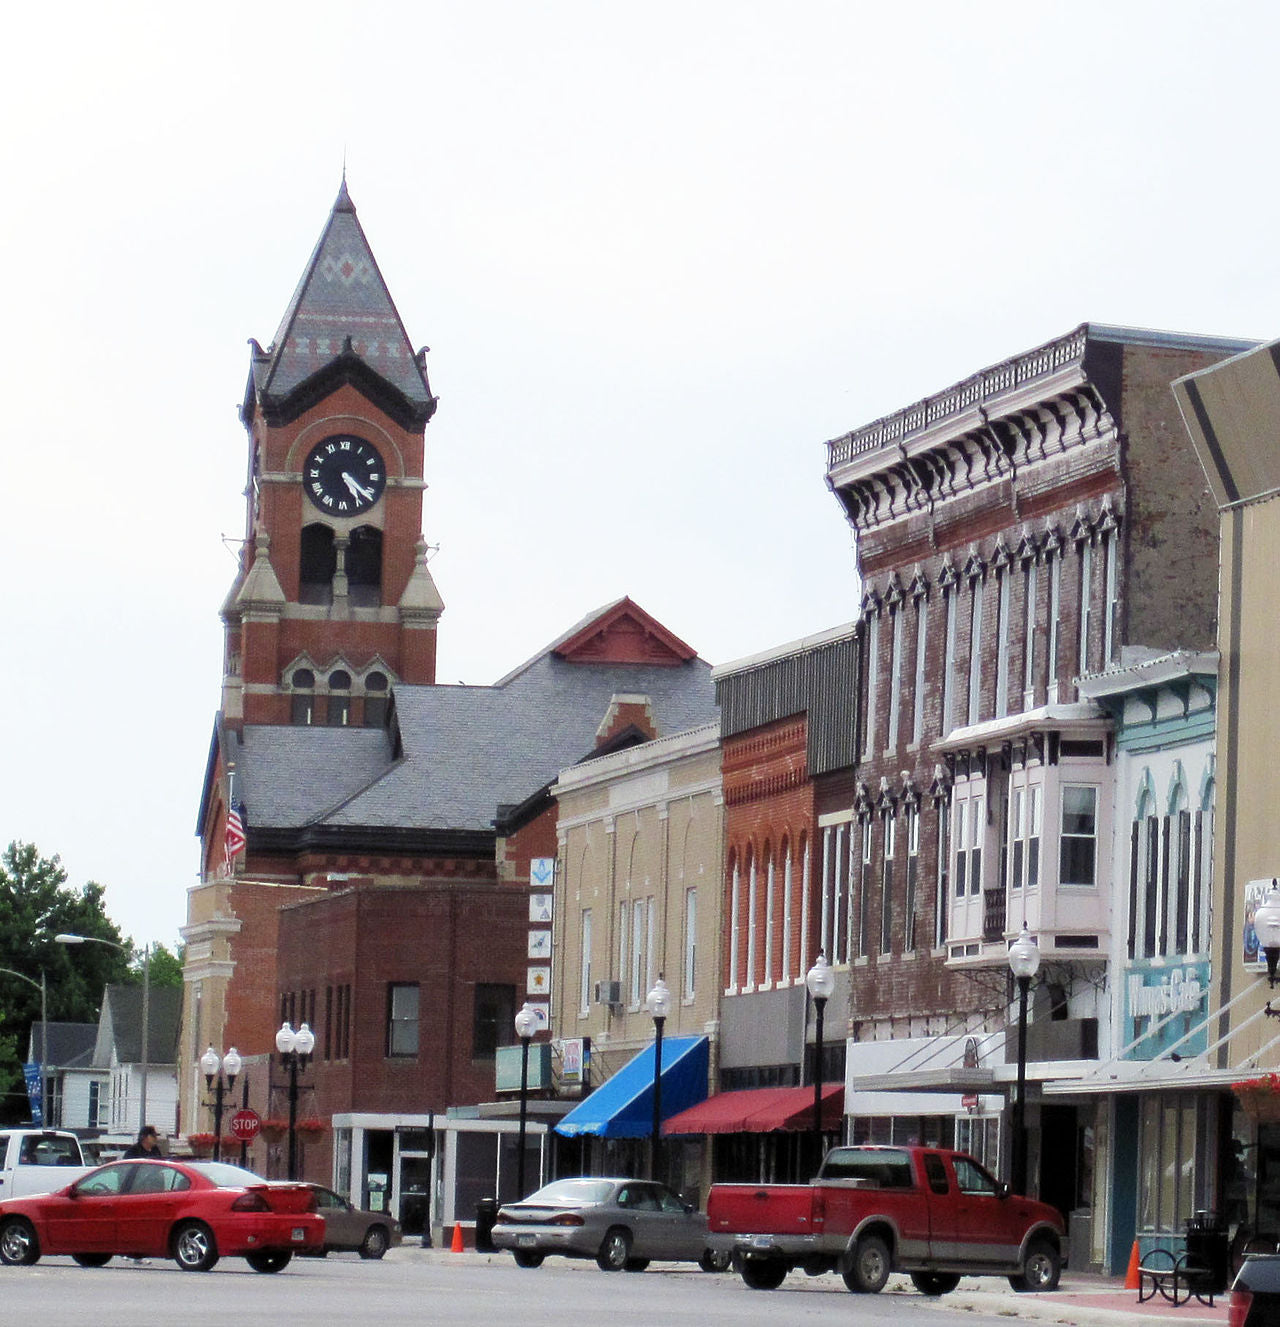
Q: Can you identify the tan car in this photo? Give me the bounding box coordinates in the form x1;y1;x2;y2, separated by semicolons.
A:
306;1185;402;1259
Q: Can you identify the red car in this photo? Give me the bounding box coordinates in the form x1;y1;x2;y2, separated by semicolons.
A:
0;1158;323;1273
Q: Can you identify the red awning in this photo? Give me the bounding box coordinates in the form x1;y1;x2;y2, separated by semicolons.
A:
662;1083;844;1136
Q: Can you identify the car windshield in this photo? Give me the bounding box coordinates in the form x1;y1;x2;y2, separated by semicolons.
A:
187;1162;268;1188
523;1179;615;1205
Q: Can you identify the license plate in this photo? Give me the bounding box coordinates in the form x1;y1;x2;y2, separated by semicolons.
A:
752;1235;772;1250
292;1227;308;1242
517;1234;536;1247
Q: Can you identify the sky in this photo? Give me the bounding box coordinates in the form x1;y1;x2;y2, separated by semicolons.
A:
4;0;1280;953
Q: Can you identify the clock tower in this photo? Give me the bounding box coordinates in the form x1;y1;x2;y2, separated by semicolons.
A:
222;181;443;731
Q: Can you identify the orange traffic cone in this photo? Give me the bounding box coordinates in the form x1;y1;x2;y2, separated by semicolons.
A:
1124;1239;1140;1290
451;1222;464;1253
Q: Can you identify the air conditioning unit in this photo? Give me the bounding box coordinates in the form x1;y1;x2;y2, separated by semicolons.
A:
595;980;622;1008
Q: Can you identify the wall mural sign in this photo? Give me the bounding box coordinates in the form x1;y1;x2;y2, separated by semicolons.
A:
1122;958;1209;1060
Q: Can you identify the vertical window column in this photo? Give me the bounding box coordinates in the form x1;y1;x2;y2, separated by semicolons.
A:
727;862;740;992
580;909;593;1014
995;563;1011;718
912;588;929;744
864;610;881;758
887;604;905;750
967;573;985;726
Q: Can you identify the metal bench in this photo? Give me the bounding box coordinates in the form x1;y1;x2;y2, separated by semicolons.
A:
1137;1248;1218;1307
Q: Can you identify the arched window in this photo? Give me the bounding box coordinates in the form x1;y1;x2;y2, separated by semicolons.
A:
364;671;389;728
290;668;316;725
299;525;336;605
348;526;383;607
327;670;351;727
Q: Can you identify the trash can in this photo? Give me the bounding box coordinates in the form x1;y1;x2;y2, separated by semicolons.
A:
1185;1209;1229;1294
475;1197;499;1253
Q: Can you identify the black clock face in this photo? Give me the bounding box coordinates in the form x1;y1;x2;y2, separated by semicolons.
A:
303;435;386;515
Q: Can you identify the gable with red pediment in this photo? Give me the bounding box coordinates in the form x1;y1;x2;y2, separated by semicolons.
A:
554;597;696;667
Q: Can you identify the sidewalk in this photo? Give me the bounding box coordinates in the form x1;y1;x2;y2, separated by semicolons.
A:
399;1246;1230;1326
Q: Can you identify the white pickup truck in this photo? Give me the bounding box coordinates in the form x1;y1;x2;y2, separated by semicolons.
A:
0;1129;91;1200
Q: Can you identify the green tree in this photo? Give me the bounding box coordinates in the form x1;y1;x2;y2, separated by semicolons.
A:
0;842;131;1123
128;942;184;990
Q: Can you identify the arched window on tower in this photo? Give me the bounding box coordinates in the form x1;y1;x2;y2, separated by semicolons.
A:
290;668;316;725
327;670;352;727
299;525;336;605
348;526;383;607
364;671;389;728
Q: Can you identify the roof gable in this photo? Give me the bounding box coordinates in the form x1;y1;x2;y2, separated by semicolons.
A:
552;597;696;668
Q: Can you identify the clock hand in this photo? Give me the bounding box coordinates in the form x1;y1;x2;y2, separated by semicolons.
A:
342;472;375;502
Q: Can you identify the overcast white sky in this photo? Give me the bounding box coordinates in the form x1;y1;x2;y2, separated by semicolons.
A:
3;1;1278;952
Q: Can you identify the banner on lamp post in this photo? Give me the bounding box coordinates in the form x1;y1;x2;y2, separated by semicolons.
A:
23;1063;43;1126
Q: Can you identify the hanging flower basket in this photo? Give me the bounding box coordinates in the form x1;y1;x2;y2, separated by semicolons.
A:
260;1118;289;1143
187;1133;215;1157
296;1117;327;1137
1233;1074;1280;1123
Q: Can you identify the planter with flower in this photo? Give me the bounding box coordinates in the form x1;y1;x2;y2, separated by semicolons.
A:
1233;1072;1280;1122
187;1133;215;1157
260;1118;289;1144
296;1117;327;1138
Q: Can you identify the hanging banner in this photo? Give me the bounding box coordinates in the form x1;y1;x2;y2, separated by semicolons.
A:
23;1063;43;1127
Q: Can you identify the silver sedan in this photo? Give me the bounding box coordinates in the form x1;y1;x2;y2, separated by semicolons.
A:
492;1177;729;1272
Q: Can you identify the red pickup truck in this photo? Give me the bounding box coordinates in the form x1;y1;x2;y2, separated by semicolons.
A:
706;1145;1064;1296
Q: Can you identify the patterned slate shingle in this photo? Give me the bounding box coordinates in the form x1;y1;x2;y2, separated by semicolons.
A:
235;652;718;835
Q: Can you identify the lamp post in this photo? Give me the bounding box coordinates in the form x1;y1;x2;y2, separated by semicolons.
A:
0;968;47;1126
275;1021;315;1181
646;976;672;1181
514;1002;538;1198
199;1045;242;1161
805;953;835;1176
1255;880;1280;988
57;933;151;1132
1008;923;1041;1196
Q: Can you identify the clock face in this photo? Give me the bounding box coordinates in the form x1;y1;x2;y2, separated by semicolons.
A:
303;435;386;515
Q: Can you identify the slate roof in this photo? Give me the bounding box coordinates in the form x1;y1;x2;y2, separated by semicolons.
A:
248;180;433;417
235;612;718;836
95;985;182;1067
27;1022;98;1070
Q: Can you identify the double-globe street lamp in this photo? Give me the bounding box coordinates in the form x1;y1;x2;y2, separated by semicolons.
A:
57;933;151;1132
276;1021;315;1181
806;953;835;1176
1008;923;1041;1196
199;1045;242;1162
514;1002;539;1199
646;976;672;1181
0;967;47;1124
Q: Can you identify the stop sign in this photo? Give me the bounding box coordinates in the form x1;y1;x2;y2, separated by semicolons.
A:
229;1108;262;1142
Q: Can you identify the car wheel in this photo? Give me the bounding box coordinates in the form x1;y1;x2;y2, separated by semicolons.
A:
842;1235;891;1294
0;1218;40;1267
246;1251;292;1273
740;1257;787;1290
623;1257;650;1272
699;1248;732;1273
72;1253;113;1268
910;1271;960;1295
359;1226;390;1260
512;1249;545;1268
1009;1238;1061;1292
172;1220;219;1272
596;1227;632;1271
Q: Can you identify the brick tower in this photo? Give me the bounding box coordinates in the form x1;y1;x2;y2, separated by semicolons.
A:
221;180;443;733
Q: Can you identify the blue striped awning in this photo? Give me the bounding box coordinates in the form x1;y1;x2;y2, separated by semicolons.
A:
554;1036;709;1138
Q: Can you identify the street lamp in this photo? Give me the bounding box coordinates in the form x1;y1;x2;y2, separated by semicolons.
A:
514;1002;538;1198
646;976;672;1181
1255;881;1280;987
0;968;47;1126
57;933;151;1132
1008;923;1041;1196
805;953;835;1176
199;1045;242;1161
275;1021;315;1181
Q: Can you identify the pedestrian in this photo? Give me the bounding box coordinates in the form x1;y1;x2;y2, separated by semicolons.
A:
123;1125;162;1159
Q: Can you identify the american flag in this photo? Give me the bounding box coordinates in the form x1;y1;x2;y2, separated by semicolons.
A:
225;803;247;860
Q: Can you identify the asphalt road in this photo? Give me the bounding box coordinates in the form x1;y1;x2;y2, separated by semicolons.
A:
0;1249;1075;1327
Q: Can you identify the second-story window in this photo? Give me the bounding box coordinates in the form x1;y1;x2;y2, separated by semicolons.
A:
1023;559;1038;705
864;611;881;758
1061;786;1099;887
912;592;928;744
995;567;1011;718
968;578;984;726
580;909;593;1014
386;982;419;1057
887;606;904;750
